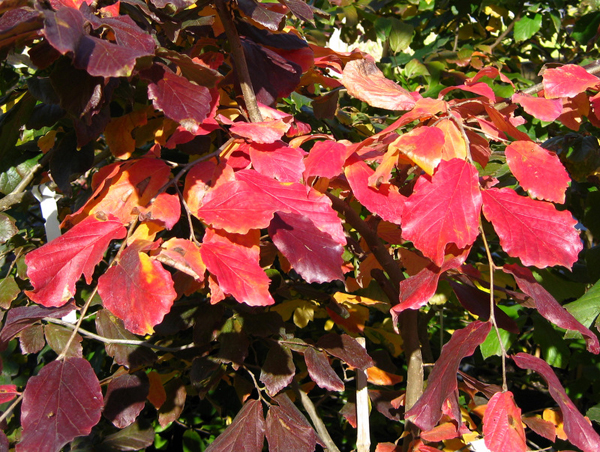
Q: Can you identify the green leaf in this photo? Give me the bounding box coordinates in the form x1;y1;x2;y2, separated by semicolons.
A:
586;403;600;424
389;19;414;53
0;153;42;195
480;327;512;359
404;59;430;79
0;214;18;244
532;315;570;369
514;14;543;42
0;92;37;166
183;429;204;452
565;280;600;339
0;276;20;310
572;12;600;45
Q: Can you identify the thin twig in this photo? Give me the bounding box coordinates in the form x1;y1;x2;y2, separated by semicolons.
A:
215;0;263;123
292;379;340;452
44;318;197;352
56;285;99;361
479;226;507;391
489;7;523;52
0;394;23;424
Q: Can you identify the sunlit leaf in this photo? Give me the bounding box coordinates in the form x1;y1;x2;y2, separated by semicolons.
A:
305;347;344;392
512;93;563;122
483;391;526;452
543;64;600;98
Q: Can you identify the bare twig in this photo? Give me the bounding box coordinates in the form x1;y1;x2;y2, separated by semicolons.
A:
489;7;523;52
0;394;23;424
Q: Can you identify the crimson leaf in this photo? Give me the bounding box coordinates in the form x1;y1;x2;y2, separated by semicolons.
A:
266;393;320;452
304;347;344;392
483;391;526;452
316;333;374;370
260;343;295;396
103;372;150;429
205;399;265;452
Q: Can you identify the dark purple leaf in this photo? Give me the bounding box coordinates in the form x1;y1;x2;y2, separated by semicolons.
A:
504;264;600;354
513;353;600;452
0;7;43;56
19;324;45;354
100;421;155;451
18;358;103;452
148;0;194;12
236;20;310;50
406;320;492;431
316;333;374;370
305;347;344;392
241;38;302;106
260;343;295;396
50;134;95;196
0;430;7;452
158;378;187;428
95;309;157;369
217;332;250;369
42;8;85;55
147;64;217;134
266;393;320;452
237;0;285;31
49;61;106;118
205;399;265;452
0;303;75;351
278;0;314;23
157;49;223;88
91;15;155;54
104;372;150;429
269;212;344;284
74;35;149;78
369;390;403;421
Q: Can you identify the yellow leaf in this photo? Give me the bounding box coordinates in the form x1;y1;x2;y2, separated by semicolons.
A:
293;302;316;328
333;292;389;311
105;108;150;159
543;408;567;440
38;129;59;154
484;5;508;18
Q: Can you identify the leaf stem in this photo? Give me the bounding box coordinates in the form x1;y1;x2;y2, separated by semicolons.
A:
479;225;507;391
56;285;99;361
215;0;263;123
0;393;23;424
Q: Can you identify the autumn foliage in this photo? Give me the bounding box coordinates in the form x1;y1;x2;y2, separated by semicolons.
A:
1;0;600;451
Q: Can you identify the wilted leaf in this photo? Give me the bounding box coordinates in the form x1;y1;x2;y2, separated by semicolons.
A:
513;353;600;452
342;59;417;110
205;399;265;452
269;212;344;284
266;393;319;452
18;358;103;452
505;141;570;203
406;321;492;431
481;188;582;269
504;264;599;354
305;347;344;392
402;159;482;266
98;240;177;335
104;372;150;429
155;238;206;281
483;391;526;452
25;214;126;307
316;333;374;370
260;343;295;396
543;64;600;99
512;93;563;122
201;228;274;306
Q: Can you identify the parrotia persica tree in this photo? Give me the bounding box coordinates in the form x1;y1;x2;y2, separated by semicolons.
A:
1;0;600;450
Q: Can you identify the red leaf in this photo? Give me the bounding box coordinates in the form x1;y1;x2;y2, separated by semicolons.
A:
505;141;570;203
269;212;344;283
503;264;600;354
402;159;482;266
0;385;18;404
42;8;85;55
345;153;405;224
304;140;348;179
134;192;181;230
147;64;217;134
200;228;275;306
542;64;600;99
513;353;600;452
304;347;345;392
522;416;556;442
183;158;232;215
74;35;150;77
235;169;346;245
342;59;417;111
25;214;126;307
103;372;149;429
230;119;291;144
512;93;563;122
483;391;527;452
18;358;103;452
248;141;305;182
316;333;374;370
205;399;265;452
260;343;295;396
406;321;492;431
98;240;177;335
155;238;206;282
481;188;582;269
266;394;320;452
440;83;496;102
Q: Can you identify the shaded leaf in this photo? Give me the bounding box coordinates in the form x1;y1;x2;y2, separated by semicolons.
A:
25;214;126;307
522;416;556;442
305;347;344;392
100;421;155;451
0;213;18;244
44;324;82;359
505;141;570;203
237;0;285;30
402;159;482;266
481;188;582;269
104;372;150;429
512;93;563;122
342;59;417;111
158;378;186;428
504;264;599;354
19;324;45;354
269;212;344;284
95;309;157;368
201;228;275;306
406;321;492;431
98;240;177;335
513;353;600;452
543;64;600;99
316;333;374;370
278;0;314;23
0;384;18;404
565;279;600;333
483;391;526;452
0;275;20;309
260;343;295;396
18;358;103;452
205;399;265;452
266;393;319;452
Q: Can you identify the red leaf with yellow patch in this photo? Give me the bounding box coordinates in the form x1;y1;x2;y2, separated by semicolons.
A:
25;214;126;308
98;240;176;335
505;141;570;203
402;159;482;266
200;228;274;307
155;238;206;282
483;391;527;452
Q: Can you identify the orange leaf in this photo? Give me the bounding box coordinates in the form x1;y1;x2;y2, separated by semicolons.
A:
366;366;404;386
